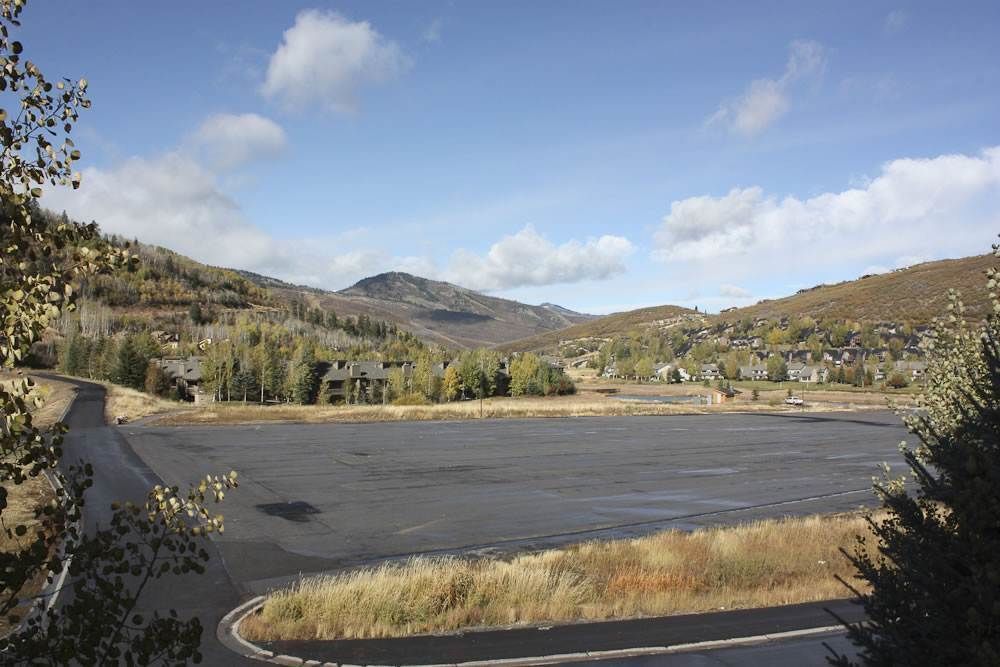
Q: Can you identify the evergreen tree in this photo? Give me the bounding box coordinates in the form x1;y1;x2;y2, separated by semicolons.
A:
111;335;148;390
830;260;1000;665
288;343;320;404
59;328;87;377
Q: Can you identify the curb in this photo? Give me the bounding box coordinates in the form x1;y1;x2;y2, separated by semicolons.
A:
218;599;846;667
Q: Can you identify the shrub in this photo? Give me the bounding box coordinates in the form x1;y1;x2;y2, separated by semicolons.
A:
392;392;431;406
831;251;1000;665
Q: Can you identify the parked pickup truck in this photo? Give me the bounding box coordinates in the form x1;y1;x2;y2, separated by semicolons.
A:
784;396;805;406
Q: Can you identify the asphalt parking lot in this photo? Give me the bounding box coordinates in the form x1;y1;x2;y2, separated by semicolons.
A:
124;410;909;592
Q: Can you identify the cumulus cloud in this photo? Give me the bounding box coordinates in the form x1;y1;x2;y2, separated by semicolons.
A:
654;146;1000;281
445;225;635;291
44;153;302;277
189;113;287;170
261;9;410;113
707;40;825;137
46;152;630;294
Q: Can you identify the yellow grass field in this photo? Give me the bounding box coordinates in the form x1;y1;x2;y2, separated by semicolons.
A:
154;389;892;426
241;512;877;642
102;383;187;424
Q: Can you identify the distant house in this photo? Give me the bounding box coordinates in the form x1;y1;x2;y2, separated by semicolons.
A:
321;360;416;403
894;360;928;381
154;356;208;404
739;365;769;381
709;386;740;404
787;350;812;364
656;363;689;382
798;365;829;383
787;361;807;380
699;363;723;380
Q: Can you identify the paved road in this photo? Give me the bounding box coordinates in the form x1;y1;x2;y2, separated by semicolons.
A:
52;378;898;665
124;411;908;591
263;599;862;665
49;376;256;665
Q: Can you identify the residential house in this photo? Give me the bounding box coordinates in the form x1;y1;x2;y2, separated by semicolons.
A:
656;363;689;382
787;361;807;380
798;365;829;383
154;356;209;404
321;360;415;403
699;363;723;380
894;360;928;382
739;365;769;381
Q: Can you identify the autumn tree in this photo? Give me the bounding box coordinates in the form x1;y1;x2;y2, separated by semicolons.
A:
0;4;237;662
509;353;541;397
441;365;461;401
766;355;788;382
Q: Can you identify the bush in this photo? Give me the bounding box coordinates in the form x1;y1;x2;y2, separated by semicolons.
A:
886;372;909;388
392;392;431;406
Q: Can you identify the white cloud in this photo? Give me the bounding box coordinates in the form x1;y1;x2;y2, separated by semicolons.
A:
885;10;907;34
707;40;825;137
654;146;1000;282
45;153;630;294
445;225;635;291
190;113;287;170
261;9;410;113
719;284;751;298
45;153;301;277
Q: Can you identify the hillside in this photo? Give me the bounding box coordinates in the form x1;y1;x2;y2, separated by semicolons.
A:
333;272;593;348
718;254;995;324
499;304;700;353
501;253;995;355
79;240;595;350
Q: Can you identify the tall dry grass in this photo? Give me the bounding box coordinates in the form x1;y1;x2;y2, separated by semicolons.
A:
241;512;878;641
102;383;186;424
157;393;885;426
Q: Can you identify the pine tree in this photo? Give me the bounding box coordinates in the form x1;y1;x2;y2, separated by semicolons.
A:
288;343;319;404
111;335;148;390
830;250;1000;665
59;328;87;377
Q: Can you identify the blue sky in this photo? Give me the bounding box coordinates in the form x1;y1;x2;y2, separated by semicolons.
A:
19;1;1000;314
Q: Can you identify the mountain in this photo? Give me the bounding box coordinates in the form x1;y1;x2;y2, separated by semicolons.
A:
499;304;700;353
232;270;594;349
716;254;996;324
334;272;594;348
501;253;995;353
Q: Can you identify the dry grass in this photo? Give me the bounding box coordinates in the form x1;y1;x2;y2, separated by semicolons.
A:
0;372;78;634
102;383;187;424
241;512;878;642
154;391;886;426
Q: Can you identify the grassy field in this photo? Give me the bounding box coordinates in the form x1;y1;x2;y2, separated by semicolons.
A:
153;390;889;426
102;383;187;424
241;512;877;642
0;373;77;634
